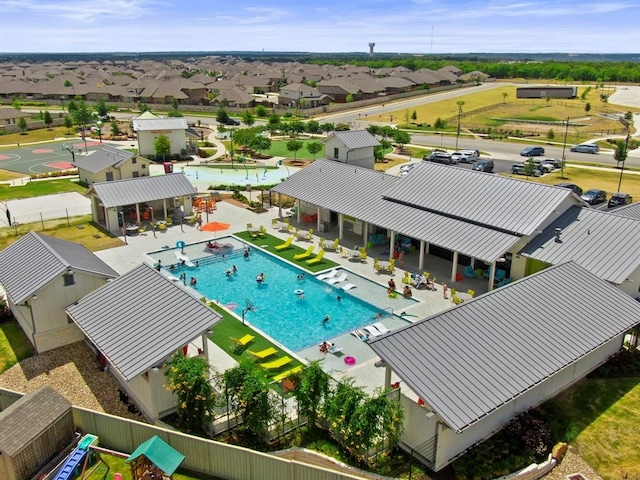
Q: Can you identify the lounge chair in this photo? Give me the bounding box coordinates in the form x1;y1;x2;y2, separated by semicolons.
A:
326;272;348;285
317;269;338;281
363;325;383;337
464;265;478;278
271;218;279;229
341;283;357;291
452;295;464;305
328;345;344;355
323;238;339;251
372;322;391;334
231;334;255;350
351;329;368;341
260;356;293;370
247;347;278;360
339;247;350;259
294;245;314;261
358;248;368;263
402;272;412;285
275;236;293;251
273;365;302;382
306;249;325;265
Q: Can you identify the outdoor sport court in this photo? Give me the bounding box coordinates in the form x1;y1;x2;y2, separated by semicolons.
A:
0;139;104;175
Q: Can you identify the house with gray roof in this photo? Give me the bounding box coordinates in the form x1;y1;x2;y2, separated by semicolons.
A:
369;261;640;471
86;173;197;233
73;144;151;185
0;107;23;127
0;232;118;353
66;263;223;421
323;130;380;169
518;206;640;298
610;201;640;221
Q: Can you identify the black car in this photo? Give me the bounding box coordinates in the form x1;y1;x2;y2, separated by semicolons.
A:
472;160;494;173
224;118;241;126
520;146;545;156
581;189;607;205
608;192;633;208
555;182;583;196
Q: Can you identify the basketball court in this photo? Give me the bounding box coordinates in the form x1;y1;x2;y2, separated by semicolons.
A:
0;139;104;175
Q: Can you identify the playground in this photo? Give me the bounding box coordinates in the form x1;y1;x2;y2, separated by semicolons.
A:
0;139;104;175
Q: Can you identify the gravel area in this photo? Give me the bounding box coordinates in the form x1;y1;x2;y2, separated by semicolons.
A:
0;341;145;422
543;447;603;480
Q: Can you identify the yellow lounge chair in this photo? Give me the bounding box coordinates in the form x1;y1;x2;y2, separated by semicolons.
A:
273;365;303;382
247;347;278;360
230;334;255;350
260;356;293;370
294;245;314;260
306;249;325;265
359;248;368;263
271;218;279;229
275;236;293;251
402;271;412;285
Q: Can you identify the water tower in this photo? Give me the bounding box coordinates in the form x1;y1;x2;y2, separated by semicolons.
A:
369;43;375;57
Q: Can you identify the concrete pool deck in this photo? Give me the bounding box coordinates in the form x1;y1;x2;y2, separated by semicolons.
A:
94;199;459;397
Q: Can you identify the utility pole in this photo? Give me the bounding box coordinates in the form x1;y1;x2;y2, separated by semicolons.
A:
561;116;570;177
455;101;464;150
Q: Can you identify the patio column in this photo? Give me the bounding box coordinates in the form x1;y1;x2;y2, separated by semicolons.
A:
202;332;210;360
388;231;396;262
418;240;425;270
135;204;141;224
296;200;301;224
362;221;368;246
488;262;496;291
277;193;282;218
384;365;392;390
338;213;344;239
316;205;321;232
450;251;459;283
163;199;167;220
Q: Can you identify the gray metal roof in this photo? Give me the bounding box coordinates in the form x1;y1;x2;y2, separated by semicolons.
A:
369;261;640;433
519;206;640;284
611;201;640;221
73;144;133;174
0;386;71;456
88;173;197;208
382;162;576;235
0;232;118;304
132;117;188;131
325;130;380;150
66;264;222;381
272;160;521;262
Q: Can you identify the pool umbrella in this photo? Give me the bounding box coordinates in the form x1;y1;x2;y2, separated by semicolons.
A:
202;221;231;232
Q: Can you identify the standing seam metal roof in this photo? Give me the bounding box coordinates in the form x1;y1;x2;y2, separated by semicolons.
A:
271;160;521;262
88;173;197;208
368;261;640;433
325;130;380;150
519;206;640;284
72;145;133;174
132;117;188;131
0;232;118;304
65;264;222;381
611;202;640;220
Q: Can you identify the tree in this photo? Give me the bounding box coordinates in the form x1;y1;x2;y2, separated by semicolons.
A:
374;139;391;162
524;157;538;177
63;79;73;87
306;119;321;134
345;93;354;102
289;120;305;137
164;354;217;433
216;106;230;125
292;362;329;431
255;105;268;117
411;110;417;121
614;139;628;167
110;121;121;137
393;130;411;150
306;141;323;159
11;98;21;111
17;117;27;133
584;102;591;114
434;117;447;129
250;135;271;156
286;139;303;159
72;101;92;132
320;122;334;133
95;99;110;118
546;129;555;141
43;111;53;129
154;135;171;160
545;96;552;106
242;110;255;126
267;113;281;134
63;115;73;133
67;99;77;113
137;102;149;113
171;98;180;110
502;92;509;103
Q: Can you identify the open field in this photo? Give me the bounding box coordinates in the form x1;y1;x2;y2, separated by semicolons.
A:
0;126;76;146
0;178;86;201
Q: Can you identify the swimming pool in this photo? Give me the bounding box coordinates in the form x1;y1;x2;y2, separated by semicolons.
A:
180;165;300;187
152;239;413;351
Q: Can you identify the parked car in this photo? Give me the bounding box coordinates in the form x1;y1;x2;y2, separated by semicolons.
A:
224;118;241;126
451;149;479;163
400;163;416;176
472;160;494;173
511;163;541;176
520;146;545;156
581;189;607;205
555;182;583;196
541;158;563;169
424;152;454;165
532;159;555;173
608;192;633;208
570;144;599;154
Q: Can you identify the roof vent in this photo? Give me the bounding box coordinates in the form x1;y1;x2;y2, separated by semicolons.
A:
554;227;562;242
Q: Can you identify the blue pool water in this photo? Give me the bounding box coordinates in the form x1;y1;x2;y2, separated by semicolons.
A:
181;165;299;187
166;244;387;351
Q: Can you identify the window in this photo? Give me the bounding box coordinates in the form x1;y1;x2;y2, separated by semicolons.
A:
141;163;146;169
63;273;75;286
105;171;114;182
333;147;339;159
132;157;137;164
132;171;139;178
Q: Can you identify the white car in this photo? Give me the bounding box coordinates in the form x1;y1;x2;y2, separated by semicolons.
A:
400;163;416;176
451;149;479;163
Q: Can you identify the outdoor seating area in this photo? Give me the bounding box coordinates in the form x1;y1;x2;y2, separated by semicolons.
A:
193;196;217;213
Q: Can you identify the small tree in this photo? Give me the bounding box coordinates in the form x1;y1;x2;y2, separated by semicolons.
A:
95;99;110;118
502;92;509;104
250;135;271;156
411;110;418;121
110;121;121;137
137;102;149;113
306;141;323;159
292;362;329;431
546;129;555;141
306;119;321;134
43;111;53;129
345;93;354;102
584;102;591;115
154;135;171;160
524;157;538;177
614;139;628;167
216;106;230;125
545;96;551;106
64;79;73;88
171;98;180;111
393;130;411;151
63;115;73;133
73;101;92;130
12;98;22;111
255;105;268;117
286;139;303;160
242;110;255;126
164;354;217;433
374;139;392;162
403;110;410;124
17;117;27;133
434;117;447;129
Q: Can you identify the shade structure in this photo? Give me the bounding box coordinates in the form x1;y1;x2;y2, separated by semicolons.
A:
202;221;230;232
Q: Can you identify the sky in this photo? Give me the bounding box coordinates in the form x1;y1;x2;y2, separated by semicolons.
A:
1;0;639;54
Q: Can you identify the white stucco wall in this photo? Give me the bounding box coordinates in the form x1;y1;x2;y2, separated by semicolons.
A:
137;129;186;156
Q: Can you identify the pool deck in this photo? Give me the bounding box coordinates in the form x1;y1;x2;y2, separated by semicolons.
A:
95;199;460;398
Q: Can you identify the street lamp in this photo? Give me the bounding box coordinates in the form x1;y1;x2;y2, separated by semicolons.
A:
230;129;234;168
96;120;102;143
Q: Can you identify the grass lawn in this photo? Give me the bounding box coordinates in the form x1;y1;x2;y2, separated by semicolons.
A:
234;230;339;273
85;451;204;480
266;138;325;159
0;169;27;182
504;165;640;196
0;215;123;251
0;178;86;202
547;377;640;480
0;319;34;373
0;127;76;146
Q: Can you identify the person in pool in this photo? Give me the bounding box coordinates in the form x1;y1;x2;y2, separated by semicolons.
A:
256;273;265;283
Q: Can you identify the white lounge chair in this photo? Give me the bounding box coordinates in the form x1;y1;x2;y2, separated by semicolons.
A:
363;325;383;337
341;283;357;291
326;272;348;285
328;345;344;354
350;329;368;341
372;322;391;334
317;269;338;281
